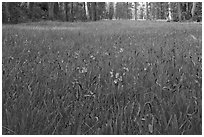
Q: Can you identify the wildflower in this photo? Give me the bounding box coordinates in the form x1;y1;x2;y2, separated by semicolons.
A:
74;51;79;58
123;72;126;76
23;60;27;64
90;55;95;60
76;66;80;70
114;79;118;84
119;48;124;53
118;76;122;81
123;67;129;72
141;117;146;121
9;56;14;60
88;90;94;95
147;63;151;66
24;39;29;45
104;52;108;55
110;71;114;78
95;116;99;121
81;67;87;73
115;72;119;78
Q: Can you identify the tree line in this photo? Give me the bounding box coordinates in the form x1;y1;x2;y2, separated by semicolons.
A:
2;2;202;24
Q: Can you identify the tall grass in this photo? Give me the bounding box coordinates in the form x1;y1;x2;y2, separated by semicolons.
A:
2;21;202;135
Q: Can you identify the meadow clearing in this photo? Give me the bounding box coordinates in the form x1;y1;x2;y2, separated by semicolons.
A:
2;20;202;135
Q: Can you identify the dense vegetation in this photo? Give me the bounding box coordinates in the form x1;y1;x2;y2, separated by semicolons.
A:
2;20;202;135
2;2;202;24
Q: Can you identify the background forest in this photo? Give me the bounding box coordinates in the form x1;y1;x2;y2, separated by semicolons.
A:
2;2;202;24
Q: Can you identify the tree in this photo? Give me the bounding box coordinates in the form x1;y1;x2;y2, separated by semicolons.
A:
116;2;123;19
2;2;202;23
64;2;69;21
85;2;89;20
139;3;145;19
151;2;158;20
5;2;25;23
146;2;149;20
107;2;114;20
82;2;87;21
126;2;129;19
96;2;106;20
134;2;138;20
27;2;34;19
91;2;97;21
149;2;153;20
70;2;74;22
191;2;197;20
186;2;189;12
113;2;116;19
157;3;161;19
177;2;182;21
54;2;59;19
167;2;172;21
2;2;10;23
48;2;54;20
64;2;68;21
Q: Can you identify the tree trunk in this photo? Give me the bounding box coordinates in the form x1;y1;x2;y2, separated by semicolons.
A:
92;2;97;21
109;2;114;20
151;3;156;20
134;2;138;20
75;3;79;20
160;2;164;19
54;2;59;20
113;2;116;19
146;2;149;20
150;2;153;20
64;2;69;21
186;2;189;12
177;2;182;21
131;3;135;20
157;3;161;19
95;2;99;20
3;2;10;23
155;3;158;19
106;2;110;19
126;2;129;19
87;2;92;20
82;2;87;21
84;2;89;20
28;2;34;20
70;2;74;22
167;2;172;21
48;2;54;20
191;2;197;20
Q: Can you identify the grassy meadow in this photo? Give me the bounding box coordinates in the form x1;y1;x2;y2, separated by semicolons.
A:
2;20;202;135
